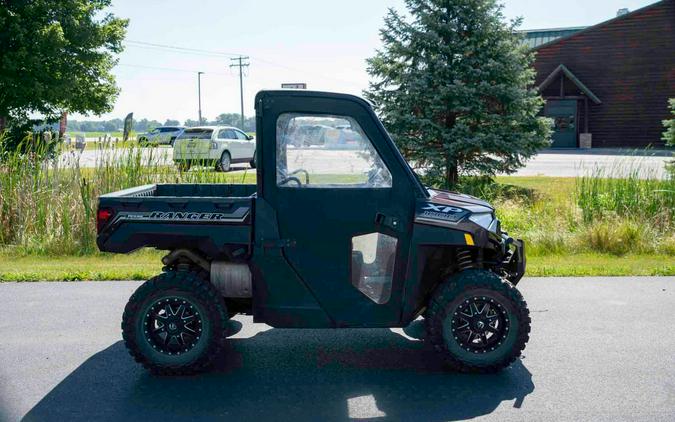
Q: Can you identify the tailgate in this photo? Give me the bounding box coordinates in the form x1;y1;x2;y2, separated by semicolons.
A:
173;138;211;159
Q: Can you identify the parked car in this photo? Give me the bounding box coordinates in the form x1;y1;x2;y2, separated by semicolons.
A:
138;126;185;146
173;126;256;172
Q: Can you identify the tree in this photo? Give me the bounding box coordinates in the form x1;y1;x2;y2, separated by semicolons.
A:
0;0;127;136
663;99;675;146
184;119;201;127
164;119;180;126
365;0;551;187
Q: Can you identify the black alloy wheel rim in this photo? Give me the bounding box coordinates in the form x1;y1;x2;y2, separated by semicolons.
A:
142;297;203;355
450;296;510;353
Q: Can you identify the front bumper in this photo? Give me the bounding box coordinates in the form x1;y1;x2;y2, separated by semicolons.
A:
502;236;526;285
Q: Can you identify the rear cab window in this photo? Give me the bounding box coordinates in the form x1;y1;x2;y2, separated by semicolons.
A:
177;128;213;140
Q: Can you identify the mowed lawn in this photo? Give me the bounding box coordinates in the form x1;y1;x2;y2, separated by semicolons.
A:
0;251;672;281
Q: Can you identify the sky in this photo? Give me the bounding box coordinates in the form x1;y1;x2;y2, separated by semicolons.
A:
74;0;658;123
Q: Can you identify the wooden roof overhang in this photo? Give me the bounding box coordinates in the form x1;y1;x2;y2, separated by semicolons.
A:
538;64;602;104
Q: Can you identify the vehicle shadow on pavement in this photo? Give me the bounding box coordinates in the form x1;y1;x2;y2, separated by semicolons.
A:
23;320;533;421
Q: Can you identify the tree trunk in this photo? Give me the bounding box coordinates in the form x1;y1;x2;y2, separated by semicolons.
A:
0;116;6;131
445;158;458;189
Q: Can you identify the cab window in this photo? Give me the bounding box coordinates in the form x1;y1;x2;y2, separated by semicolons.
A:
234;130;249;140
276;113;392;188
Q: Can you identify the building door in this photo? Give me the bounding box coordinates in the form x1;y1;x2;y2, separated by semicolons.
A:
545;99;578;148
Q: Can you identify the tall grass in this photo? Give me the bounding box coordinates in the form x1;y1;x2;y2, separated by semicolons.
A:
0;136;251;255
576;165;674;226
1;134;672;259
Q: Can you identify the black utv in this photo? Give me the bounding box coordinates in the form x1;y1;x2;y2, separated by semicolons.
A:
96;90;528;375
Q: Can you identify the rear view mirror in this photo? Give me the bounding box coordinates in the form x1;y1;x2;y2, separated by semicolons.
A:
247;135;254;140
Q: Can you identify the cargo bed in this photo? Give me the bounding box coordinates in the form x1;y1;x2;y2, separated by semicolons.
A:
96;183;255;258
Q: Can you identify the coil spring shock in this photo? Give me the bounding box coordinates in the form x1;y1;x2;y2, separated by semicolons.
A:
456;248;475;271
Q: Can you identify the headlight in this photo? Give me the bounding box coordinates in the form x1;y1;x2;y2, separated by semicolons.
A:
468;212;497;232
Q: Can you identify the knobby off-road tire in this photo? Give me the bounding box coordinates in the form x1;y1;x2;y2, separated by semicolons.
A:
426;269;530;373
122;270;228;375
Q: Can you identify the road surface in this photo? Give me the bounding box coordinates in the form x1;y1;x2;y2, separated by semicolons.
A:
58;146;672;179
1;277;674;421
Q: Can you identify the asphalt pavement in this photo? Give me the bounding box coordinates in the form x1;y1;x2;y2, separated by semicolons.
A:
0;277;674;421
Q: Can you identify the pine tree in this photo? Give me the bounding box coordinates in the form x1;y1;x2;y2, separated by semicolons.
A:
366;0;551;188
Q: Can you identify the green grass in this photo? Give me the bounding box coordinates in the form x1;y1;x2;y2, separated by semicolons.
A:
1;135;673;280
1;250;672;281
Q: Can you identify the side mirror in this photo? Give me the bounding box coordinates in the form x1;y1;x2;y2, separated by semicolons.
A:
247;135;254;140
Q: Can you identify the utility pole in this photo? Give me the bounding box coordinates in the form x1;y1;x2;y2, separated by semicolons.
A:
197;71;204;125
229;56;249;129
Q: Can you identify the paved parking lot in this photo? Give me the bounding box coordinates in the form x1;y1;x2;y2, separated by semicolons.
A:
1;277;674;421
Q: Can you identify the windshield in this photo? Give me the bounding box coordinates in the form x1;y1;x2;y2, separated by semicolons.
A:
377;125;429;197
177;128;213;140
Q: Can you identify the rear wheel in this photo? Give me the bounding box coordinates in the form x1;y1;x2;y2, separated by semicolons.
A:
426;269;530;373
216;151;231;172
122;270;228;375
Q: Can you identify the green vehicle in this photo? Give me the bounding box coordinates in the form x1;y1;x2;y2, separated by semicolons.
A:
96;90;529;375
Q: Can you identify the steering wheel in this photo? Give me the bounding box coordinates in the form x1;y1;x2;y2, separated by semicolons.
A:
288;169;310;185
279;176;302;187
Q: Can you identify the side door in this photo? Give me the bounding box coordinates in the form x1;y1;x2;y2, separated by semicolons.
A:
215;128;233;158
234;129;255;159
258;93;418;327
222;129;243;159
545;99;578;148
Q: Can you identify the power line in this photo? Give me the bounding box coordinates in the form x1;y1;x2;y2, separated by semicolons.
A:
125;40;243;57
229;56;250;129
117;63;229;75
123;40;364;88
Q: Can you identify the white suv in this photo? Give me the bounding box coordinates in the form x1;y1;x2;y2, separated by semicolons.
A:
138;126;185;146
173;126;256;172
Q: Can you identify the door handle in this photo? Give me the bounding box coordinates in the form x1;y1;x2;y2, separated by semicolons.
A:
375;212;400;230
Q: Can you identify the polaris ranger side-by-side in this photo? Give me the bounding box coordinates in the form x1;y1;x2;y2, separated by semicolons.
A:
97;90;529;374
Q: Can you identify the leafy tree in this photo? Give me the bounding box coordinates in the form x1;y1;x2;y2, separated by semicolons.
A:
365;0;551;187
0;0;127;147
164;119;180;126
184;119;201;128
212;113;255;131
663;99;675;146
214;113;241;127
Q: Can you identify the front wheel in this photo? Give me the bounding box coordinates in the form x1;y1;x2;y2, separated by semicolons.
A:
121;270;229;375
425;269;530;373
249;151;256;169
